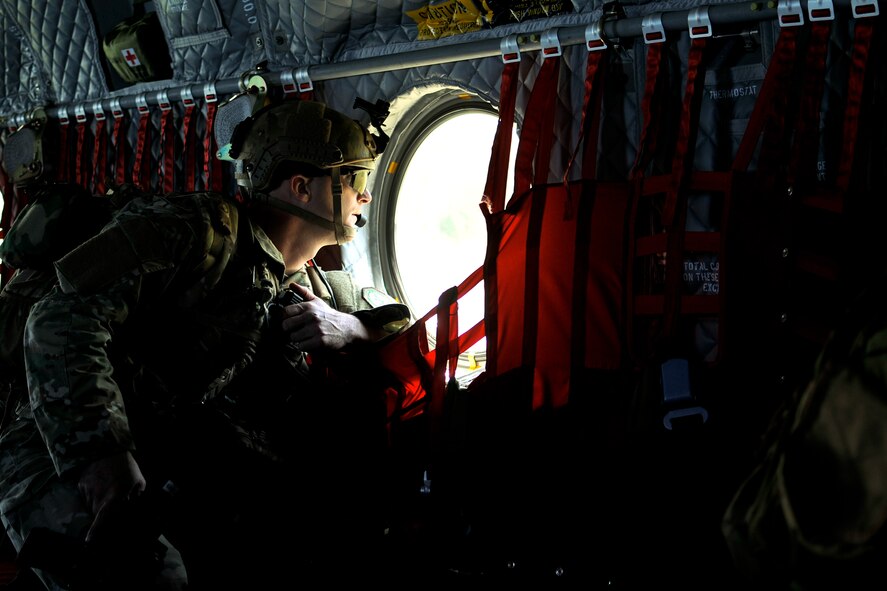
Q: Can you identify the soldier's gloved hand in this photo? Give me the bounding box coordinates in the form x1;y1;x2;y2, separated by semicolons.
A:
78;450;146;543
281;283;372;351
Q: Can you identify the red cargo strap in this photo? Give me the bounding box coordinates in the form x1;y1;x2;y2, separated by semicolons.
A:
181;91;197;191
482;60;519;213
838;17;875;193
111;101;127;187
787;21;831;192
132;97;151;191
73;106;88;188
733;27;800;174
91;105;108;195
630;42;665;180
480;58;519;380
158;93;175;194
661;36;708;341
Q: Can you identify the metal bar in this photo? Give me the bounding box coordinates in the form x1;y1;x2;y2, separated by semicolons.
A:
27;0;856;121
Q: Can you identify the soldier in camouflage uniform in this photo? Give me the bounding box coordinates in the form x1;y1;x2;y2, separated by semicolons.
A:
0;98;410;590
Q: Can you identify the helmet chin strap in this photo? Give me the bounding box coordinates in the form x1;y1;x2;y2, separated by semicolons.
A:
252;167;358;245
330;168;351;246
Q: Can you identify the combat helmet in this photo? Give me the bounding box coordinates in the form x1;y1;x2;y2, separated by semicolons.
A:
227;99;379;193
216;72;388;244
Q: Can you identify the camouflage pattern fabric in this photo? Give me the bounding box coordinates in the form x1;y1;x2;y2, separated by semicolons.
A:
0;187;409;588
0;190;280;589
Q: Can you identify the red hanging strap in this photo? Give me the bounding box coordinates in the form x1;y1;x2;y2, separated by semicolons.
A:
91;103;108;195
480;55;520;378
181;88;198;192
515;56;560;374
132;96;151;192
111;100;128;187
73;105;88;188
660;36;708;340
733;27;800;173
630;42;665;180
513;55;559;195
837;17;875;193
787;21;831;191
157;92;175;194
482;56;520;213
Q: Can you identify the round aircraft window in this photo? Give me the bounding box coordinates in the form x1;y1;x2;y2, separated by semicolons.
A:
373;90;517;379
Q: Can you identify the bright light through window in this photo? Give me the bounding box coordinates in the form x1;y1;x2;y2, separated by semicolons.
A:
393;109;517;372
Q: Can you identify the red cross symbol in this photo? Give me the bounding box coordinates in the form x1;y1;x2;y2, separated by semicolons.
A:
122;48;141;67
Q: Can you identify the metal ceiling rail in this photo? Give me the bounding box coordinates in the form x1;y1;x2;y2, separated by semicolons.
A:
6;0;876;124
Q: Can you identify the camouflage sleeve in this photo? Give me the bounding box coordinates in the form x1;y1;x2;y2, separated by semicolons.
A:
22;193;230;477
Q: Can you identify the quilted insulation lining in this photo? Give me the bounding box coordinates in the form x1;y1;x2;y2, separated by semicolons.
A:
0;0;107;116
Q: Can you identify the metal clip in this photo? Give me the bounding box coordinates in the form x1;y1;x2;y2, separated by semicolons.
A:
295;67;314;93
180;86;195;108
110;98;124;119
777;0;805;26
73;104;87;124
58;106;70;126
688;7;713;38
642;14;666;44
203;82;218;103
135;94;150;115
585;21;607;51
807;0;835;20
540;29;562;58
279;69;298;95
660;358;709;431
156;90;172;111
851;0;880;17
91;101;106;121
500;34;521;63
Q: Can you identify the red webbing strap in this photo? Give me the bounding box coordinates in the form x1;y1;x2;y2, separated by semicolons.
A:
625;41;668;358
452;263;486;354
481;60;519;377
574;50;606;182
837;18;875;192
513;56;559;196
733;27;800;173
92;112;108;195
661;36;708;341
73;109;87;188
482;60;520;213
132;103;151;191
429;286;458;450
630;42;665;180
56;112;71;182
158;97;175;194
518;57;560;380
203;89;224;192
787;22;831;191
182;99;197;191
112;105;127;187
387;264;484;427
572;49;611;376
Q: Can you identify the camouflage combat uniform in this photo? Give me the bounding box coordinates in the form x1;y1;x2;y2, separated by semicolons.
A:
0;189;408;589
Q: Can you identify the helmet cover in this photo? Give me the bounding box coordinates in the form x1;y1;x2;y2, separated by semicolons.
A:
228;100;378;192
